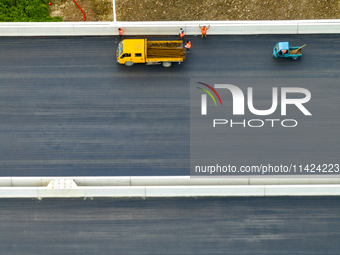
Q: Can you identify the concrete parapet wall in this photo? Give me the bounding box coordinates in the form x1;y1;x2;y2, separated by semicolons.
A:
1;176;340;198
1;176;340;187
0;20;339;36
2;184;340;198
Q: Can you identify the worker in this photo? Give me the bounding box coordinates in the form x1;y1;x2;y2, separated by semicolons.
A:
199;25;210;38
179;28;185;40
118;28;123;39
185;40;191;53
281;49;288;55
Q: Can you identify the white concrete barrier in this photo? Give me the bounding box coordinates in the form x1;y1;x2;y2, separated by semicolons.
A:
0;20;339;36
0;187;39;198
0;177;52;187
38;187;85;198
2;185;340;198
0;178;11;187
1;177;340;198
74;176;131;186
130;176;249;186
1;176;340;187
11;177;52;187
297;22;340;34
249;177;340;185
145;185;265;197
84;186;145;198
265;185;340;196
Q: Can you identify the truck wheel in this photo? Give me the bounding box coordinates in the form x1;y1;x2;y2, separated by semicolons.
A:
292;57;298;60
162;62;172;67
125;61;134;66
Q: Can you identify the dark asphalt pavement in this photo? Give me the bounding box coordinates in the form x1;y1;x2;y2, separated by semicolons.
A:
1;196;340;255
0;35;339;176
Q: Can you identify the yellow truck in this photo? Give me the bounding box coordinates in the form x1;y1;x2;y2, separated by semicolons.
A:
116;39;185;67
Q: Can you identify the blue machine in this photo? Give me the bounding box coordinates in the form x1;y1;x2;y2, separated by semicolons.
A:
273;42;304;60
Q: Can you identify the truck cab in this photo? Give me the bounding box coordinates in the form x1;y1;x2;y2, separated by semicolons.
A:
273;42;289;58
117;39;145;66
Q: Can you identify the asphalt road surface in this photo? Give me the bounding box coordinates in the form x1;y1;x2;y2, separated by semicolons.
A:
0;35;339;176
1;196;340;255
1;35;340;255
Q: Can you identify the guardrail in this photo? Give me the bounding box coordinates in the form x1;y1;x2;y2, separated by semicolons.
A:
0;20;339;36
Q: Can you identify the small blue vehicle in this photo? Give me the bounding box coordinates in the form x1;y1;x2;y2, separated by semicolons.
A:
273;42;305;60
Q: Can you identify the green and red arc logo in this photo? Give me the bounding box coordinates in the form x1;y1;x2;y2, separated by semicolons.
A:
196;82;223;106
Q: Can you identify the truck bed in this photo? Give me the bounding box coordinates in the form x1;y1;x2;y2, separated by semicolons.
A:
289;48;302;55
147;41;185;59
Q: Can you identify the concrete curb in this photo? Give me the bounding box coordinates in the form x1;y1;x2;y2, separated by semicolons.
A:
0;20;339;36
